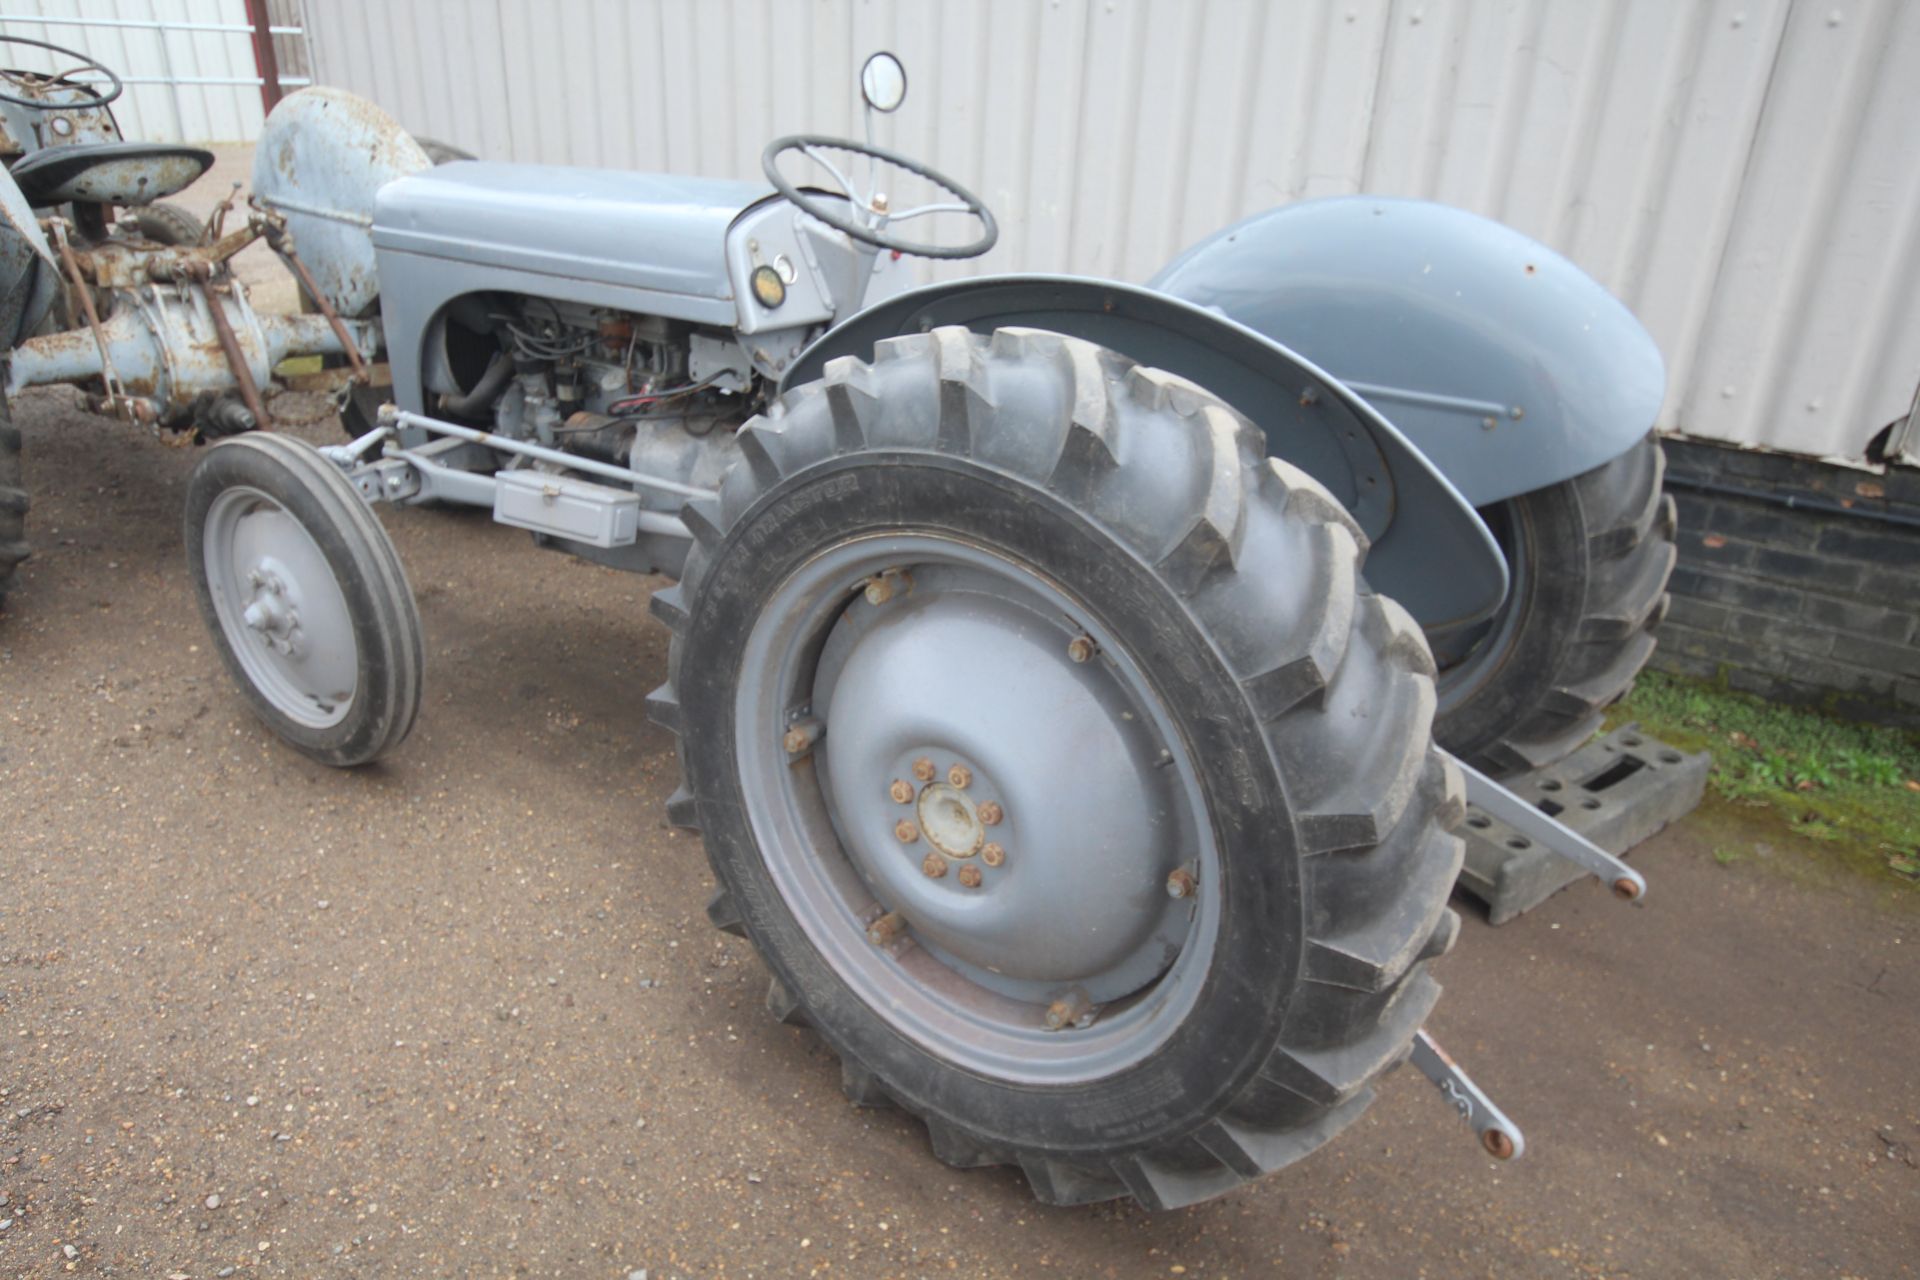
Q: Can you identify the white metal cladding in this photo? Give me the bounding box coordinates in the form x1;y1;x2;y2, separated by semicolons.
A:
0;0;285;143
302;0;1920;468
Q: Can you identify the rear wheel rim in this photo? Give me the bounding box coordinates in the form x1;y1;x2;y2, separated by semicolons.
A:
734;532;1221;1084
202;485;358;729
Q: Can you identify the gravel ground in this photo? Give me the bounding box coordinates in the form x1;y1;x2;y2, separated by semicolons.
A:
0;149;1915;1280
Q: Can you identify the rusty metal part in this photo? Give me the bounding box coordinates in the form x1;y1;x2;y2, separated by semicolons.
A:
783;716;822;755
46;218;129;416
893;819;919;844
865;912;906;946
946;764;971;789
263;218;368;384
956;864;983;889
1481;1129;1516;1159
912;757;936;783
1044;990;1092;1031
283;361;392;395
888;779;914;805
862;566;911;606
199;277;269;431
920;854;947;880
1611;877;1642;901
981;842;1005;868
977;801;1003;827
1166;867;1198;900
1067;634;1096;664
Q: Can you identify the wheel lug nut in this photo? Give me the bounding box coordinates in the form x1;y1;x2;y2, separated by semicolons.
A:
893;819;919;844
947;764;971;789
1166;866;1198;899
888;779;914;805
920;854;947;879
912;757;936;782
956;864;982;889
1066;634;1095;664
977;801;1002;826
866;912;906;945
981;842;1005;868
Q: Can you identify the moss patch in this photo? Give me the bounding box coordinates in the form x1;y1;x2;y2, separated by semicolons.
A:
1609;670;1920;886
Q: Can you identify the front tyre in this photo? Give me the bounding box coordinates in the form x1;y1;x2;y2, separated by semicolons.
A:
1434;435;1676;776
185;433;422;766
649;328;1464;1209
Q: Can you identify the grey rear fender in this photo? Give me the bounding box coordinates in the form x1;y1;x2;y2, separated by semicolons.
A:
1150;197;1665;509
783;275;1506;634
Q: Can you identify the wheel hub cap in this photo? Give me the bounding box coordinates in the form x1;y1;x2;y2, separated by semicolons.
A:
819;581;1186;1000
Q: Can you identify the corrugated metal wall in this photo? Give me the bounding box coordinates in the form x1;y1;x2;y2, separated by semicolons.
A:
0;0;284;143
303;0;1920;467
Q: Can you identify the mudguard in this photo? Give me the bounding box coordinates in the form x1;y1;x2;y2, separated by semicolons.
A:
253;87;429;318
1150;197;1665;509
784;275;1507;633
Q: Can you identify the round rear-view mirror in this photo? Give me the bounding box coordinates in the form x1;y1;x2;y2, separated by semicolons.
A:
860;51;906;113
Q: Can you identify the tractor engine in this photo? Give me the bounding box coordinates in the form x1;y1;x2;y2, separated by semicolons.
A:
444;293;753;503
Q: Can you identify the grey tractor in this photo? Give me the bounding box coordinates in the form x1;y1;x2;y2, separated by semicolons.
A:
0;51;1672;1209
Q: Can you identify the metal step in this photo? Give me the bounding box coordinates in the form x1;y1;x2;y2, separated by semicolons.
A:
1456;722;1709;925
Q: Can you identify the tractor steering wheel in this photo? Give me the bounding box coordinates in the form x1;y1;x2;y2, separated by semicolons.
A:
762;134;997;261
0;35;122;109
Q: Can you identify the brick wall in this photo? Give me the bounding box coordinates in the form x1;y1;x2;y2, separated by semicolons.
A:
1653;439;1920;728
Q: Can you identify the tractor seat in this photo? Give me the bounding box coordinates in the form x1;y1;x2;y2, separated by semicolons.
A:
10;141;214;208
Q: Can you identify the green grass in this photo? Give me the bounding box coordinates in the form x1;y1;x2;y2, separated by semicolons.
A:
1609;670;1920;884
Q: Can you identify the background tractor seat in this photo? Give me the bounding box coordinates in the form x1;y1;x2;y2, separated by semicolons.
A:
10;140;213;207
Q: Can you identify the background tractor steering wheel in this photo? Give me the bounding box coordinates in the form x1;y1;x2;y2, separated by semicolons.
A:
0;34;123;109
762;134;997;261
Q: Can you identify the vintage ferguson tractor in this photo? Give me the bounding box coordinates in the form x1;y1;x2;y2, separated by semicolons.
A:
0;51;1674;1208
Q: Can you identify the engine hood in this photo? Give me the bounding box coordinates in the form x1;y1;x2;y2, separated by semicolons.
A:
372;163;773;304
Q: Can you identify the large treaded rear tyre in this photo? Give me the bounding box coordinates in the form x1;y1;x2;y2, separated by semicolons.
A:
1434;435;1676;777
0;397;25;602
648;328;1464;1209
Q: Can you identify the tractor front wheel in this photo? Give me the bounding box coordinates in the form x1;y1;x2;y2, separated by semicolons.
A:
185;433;423;766
649;328;1464;1209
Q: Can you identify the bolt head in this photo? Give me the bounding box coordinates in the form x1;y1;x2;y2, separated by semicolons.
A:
1611;876;1641;901
1066;635;1094;664
956;864;983;889
947;764;972;789
921;853;947;879
1044;1002;1071;1030
894;819;919;844
912;757;936;782
977;801;1003;826
981;842;1005;867
888;779;914;805
1166;867;1197;899
863;578;893;606
782;727;810;754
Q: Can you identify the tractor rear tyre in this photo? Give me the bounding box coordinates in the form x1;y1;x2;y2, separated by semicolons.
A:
1434;435;1676;777
185;433;422;766
648;328;1464;1209
0;398;25;603
125;202;204;247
